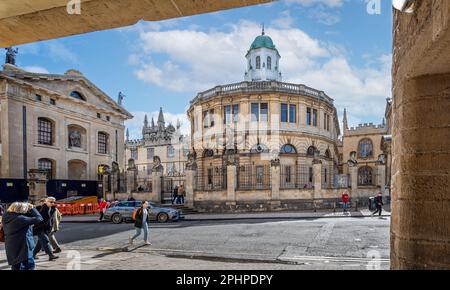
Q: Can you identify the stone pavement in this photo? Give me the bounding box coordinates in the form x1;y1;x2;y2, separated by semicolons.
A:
62;207;391;223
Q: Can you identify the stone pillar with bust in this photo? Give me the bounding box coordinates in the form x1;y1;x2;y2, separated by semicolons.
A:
126;159;137;195
151;156;164;204
270;158;281;209
185;152;198;208
28;169;48;204
312;158;322;211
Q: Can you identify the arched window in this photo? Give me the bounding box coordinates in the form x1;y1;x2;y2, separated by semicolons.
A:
358;138;373;158
325;149;331;159
38;117;53;145
267;56;272;70
98;132;108;154
256;56;261;69
38;158;54;179
307;146;316;156
358;166;373;186
70;91;86;101
280;144;297;154
167;145;175;158
250;143;269;154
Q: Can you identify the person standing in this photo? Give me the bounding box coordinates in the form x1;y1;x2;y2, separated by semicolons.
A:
2;202;43;270
372;192;384;217
172;185;179;205
0;200;4;217
33;197;58;261
98;198;108;222
129;200;151;245
341;190;350;213
49;207;62;254
178;185;186;204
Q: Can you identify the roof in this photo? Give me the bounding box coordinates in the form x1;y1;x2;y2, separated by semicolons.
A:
248;33;280;56
0;65;133;119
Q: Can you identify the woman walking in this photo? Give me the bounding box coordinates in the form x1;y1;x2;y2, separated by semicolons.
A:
129;201;151;245
2;202;43;270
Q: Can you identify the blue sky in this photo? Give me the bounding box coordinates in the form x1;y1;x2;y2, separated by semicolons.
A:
3;0;393;139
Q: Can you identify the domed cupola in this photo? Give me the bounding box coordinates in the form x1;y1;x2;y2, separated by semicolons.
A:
244;26;282;82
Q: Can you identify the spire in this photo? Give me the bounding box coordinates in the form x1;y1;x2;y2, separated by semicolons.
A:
262;23;265;35
158;107;165;126
343;108;348;130
126;128;129;141
151;117;155;128
176;119;181;130
143;114;148;128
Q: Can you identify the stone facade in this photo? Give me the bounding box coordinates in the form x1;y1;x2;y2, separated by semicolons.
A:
0;64;132;182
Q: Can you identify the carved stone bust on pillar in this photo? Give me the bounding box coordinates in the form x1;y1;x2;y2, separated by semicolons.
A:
185;151;198;171
28;169;48;204
152;156;164;173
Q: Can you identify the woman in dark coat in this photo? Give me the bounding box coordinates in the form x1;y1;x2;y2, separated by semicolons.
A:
2;202;43;270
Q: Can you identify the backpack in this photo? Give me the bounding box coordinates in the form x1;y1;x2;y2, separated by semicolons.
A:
132;208;138;221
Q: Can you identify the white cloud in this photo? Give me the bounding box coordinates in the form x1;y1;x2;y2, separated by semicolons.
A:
131;20;391;134
23;66;50;74
125;110;190;140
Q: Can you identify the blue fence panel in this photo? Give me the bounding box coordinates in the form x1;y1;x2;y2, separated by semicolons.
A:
0;179;29;202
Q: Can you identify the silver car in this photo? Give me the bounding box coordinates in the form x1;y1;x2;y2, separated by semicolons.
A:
104;201;183;224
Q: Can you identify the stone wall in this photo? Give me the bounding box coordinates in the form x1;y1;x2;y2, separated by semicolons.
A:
391;1;450;269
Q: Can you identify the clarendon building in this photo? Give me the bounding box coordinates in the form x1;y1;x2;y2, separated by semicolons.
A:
0;63;132;202
124;108;189;196
185;30;343;212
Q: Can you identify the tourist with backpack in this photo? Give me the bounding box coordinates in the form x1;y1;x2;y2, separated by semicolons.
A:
129;200;151;245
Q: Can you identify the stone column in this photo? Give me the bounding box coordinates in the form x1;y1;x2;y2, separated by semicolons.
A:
350;166;358;208
270;159;281;208
152;171;163;204
313;161;322;200
126;168;137;194
391;74;450;269
102;174;109;200
377;164;386;188
28;169;48;204
185;169;196;208
226;165;237;206
391;3;450;269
